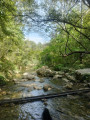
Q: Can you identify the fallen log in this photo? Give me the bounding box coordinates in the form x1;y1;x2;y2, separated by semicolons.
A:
0;88;90;105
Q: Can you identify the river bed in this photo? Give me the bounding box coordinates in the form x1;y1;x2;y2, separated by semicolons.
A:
0;72;90;120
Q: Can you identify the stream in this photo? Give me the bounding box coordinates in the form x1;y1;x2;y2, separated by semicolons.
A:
0;71;90;120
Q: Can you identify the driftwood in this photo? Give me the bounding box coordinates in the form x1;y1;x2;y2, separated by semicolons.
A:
0;88;90;105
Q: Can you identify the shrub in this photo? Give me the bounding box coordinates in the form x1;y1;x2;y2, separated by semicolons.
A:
0;75;6;86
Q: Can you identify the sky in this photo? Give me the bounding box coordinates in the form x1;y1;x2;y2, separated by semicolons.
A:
24;0;51;44
25;31;50;44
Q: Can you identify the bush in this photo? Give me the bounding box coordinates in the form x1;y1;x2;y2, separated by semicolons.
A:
0;75;7;86
53;64;64;71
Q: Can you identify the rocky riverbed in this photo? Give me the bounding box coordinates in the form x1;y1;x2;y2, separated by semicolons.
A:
0;66;90;120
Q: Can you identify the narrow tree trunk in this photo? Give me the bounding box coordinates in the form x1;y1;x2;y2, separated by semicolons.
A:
0;88;90;105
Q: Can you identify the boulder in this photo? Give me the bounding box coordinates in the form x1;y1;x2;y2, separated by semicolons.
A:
65;82;73;89
37;66;55;77
22;74;35;80
62;78;69;82
43;84;52;91
13;79;18;82
65;73;76;82
75;68;90;82
27;75;35;80
33;85;42;90
23;72;28;76
55;71;64;75
53;75;62;80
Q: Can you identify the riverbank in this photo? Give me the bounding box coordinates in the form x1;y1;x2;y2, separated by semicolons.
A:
0;66;90;120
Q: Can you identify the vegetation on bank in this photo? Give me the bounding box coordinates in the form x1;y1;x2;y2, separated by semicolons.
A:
39;3;90;71
0;0;43;85
0;0;90;85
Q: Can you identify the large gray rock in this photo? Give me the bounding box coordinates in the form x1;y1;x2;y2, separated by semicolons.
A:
76;68;90;74
22;73;35;80
37;66;55;77
75;68;90;82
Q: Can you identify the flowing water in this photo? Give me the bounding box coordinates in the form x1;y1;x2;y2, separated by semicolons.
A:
0;71;90;120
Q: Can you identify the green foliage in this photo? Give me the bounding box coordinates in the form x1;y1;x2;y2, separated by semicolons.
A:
0;0;90;84
0;0;24;80
40;9;90;70
0;75;6;86
0;0;40;81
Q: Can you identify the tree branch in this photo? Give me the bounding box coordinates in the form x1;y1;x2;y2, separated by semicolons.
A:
74;27;90;41
82;0;90;8
11;14;90;30
59;24;87;51
38;18;89;30
63;51;90;56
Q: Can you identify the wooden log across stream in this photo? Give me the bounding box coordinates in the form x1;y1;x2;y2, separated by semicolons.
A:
0;88;90;105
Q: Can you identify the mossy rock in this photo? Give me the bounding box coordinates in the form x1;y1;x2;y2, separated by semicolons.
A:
75;68;90;82
0;75;7;86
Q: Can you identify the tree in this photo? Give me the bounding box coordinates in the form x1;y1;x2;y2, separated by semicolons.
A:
40;3;90;69
0;0;24;80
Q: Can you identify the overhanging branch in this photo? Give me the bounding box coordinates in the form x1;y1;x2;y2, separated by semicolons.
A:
58;24;87;51
74;27;90;41
64;51;90;56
